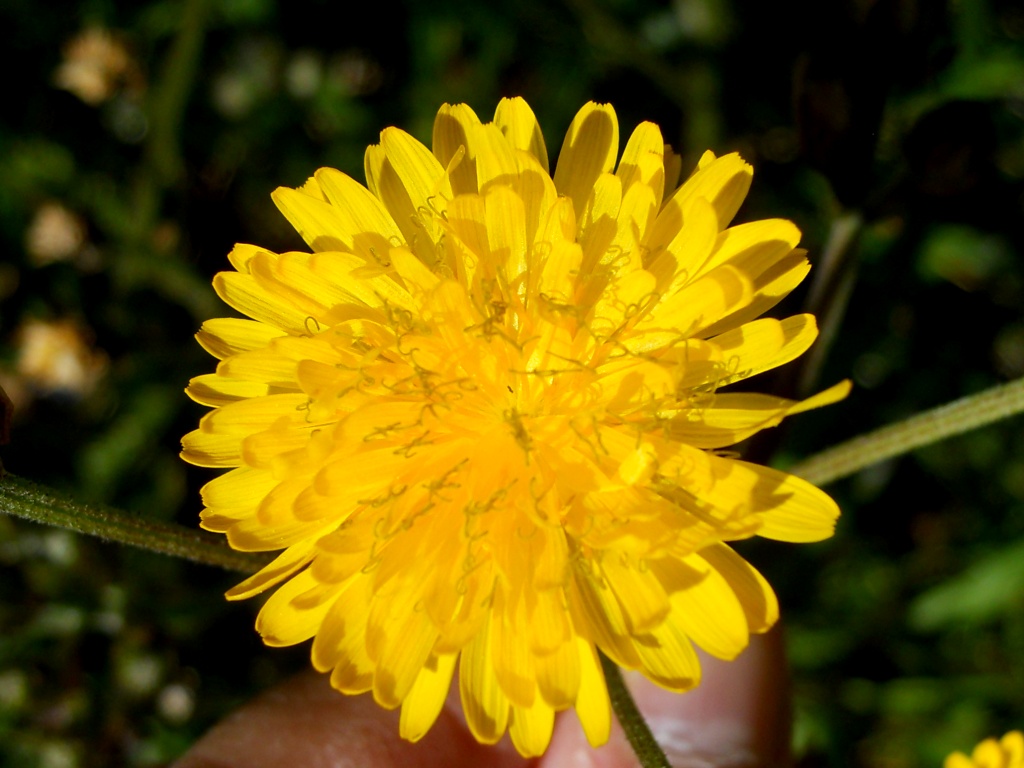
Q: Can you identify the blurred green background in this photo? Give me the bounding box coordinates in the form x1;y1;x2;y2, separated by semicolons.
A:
2;0;1024;765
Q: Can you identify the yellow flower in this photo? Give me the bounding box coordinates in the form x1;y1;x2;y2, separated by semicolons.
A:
181;98;848;756
945;732;1024;768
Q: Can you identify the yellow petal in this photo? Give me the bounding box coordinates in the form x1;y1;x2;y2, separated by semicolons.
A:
227;242;268;273
566;569;642;670
312;448;416;499
534;635;580;708
490;589;536;708
271;186;353;253
224;537;317;600
186;374;270;407
788;379;853;415
380;126;447;219
738;459;840;542
212;272;311;335
366;130;449;264
973;740;1006;768
201;466;277;512
631;613;701;691
700;314;819;389
638;263;753;341
255;475;314;525
645;196;720;294
240;419;320;470
371;586;439;709
616;122;664;199
217;347;301;387
248;251;362;320
224;512;333;552
399;653;458;742
698;218;801;281
943;754;974;768
459;615;511;744
666;151;752;231
484;186;528;299
573;638;611;747
199;393;311;437
508;696;555;757
472;122;520;194
199;508;247;532
494;96;549;173
433;102;483;195
698;542;779;634
312;575;373;685
553;102;619;221
698;250;811;339
577;172;621;277
602;552;669;634
310;519;377;584
390;245;440;296
610;172;658;272
671;381;852;450
256;566;333;646
363;142;386;200
196;318;287;360
180;427;241;468
667;394;799;449
314;166;404;244
513;150;557;254
654;554;750;660
308;251;417;311
1001;732;1024;762
536;200;581;303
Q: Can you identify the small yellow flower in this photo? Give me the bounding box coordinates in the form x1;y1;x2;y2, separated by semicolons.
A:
181;98;848;756
945;732;1024;768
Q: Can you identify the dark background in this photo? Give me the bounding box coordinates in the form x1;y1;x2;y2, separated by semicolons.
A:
2;0;1024;764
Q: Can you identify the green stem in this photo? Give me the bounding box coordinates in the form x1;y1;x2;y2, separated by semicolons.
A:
797;210;863;396
599;652;671;768
0;474;270;574
791;376;1024;487
144;0;211;191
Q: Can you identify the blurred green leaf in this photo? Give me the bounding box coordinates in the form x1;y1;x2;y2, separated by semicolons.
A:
77;386;180;502
878;677;947;716
909;539;1024;631
217;0;275;25
942;50;1024;101
917;224;1013;291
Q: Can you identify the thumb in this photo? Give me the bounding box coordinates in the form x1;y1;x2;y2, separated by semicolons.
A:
539;626;791;768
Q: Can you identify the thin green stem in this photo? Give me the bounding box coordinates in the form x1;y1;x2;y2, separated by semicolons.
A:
145;0;211;190
599;652;671;768
797;210;863;397
741;212;864;468
0;474;270;574
791;376;1024;487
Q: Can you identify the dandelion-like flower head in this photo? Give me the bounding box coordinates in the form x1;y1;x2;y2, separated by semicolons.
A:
182;98;847;755
945;732;1024;768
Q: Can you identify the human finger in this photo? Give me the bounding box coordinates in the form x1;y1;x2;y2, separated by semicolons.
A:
539;627;791;768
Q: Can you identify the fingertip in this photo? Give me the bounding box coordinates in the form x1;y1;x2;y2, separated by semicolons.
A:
173;671;531;768
540;628;791;768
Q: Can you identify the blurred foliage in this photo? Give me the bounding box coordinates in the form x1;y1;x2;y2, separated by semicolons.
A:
1;0;1023;765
